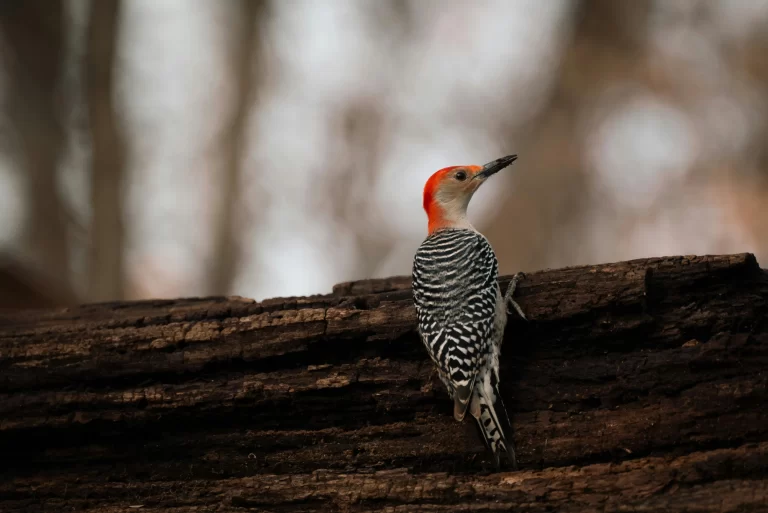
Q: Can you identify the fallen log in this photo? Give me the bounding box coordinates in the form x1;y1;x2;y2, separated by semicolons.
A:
1;253;767;512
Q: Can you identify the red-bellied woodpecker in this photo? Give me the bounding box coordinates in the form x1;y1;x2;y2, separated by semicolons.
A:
412;154;526;470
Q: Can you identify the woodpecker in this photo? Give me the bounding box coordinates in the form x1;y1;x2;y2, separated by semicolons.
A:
412;154;526;470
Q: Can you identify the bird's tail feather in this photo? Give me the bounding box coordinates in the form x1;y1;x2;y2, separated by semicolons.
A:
470;383;517;470
493;382;514;440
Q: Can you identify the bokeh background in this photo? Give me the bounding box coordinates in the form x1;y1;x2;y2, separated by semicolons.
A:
1;0;768;309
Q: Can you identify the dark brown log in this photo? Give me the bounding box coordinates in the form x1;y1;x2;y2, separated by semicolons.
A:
1;254;767;512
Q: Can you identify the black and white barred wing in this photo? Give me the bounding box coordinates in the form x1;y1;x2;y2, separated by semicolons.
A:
412;229;500;420
417;320;493;418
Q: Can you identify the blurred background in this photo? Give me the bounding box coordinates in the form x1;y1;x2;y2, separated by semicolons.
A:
1;0;767;309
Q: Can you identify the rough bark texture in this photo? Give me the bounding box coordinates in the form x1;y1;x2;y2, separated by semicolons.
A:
1;254;767;512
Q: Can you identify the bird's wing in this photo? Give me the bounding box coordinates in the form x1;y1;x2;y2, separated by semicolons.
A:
419;318;494;419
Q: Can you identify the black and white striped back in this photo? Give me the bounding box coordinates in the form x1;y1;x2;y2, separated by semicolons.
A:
412;228;500;396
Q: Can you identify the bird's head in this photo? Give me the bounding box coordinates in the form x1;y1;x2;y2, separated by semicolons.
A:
422;154;517;234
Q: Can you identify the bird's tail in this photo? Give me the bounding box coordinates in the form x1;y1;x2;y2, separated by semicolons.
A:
469;381;517;470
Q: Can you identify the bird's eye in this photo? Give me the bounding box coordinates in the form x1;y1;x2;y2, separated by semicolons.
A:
455;171;467;181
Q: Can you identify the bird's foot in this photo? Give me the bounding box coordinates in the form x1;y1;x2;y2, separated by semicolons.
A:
505;272;527;320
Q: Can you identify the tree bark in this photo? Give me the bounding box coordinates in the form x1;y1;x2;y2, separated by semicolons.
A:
1;253;767;511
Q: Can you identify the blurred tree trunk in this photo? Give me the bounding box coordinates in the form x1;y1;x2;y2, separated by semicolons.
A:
0;253;78;310
207;0;266;296
322;102;393;280
0;1;71;293
485;0;651;272
315;1;412;281
85;0;126;302
717;25;768;267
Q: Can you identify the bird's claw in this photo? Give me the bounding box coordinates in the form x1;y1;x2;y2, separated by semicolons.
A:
505;272;527;320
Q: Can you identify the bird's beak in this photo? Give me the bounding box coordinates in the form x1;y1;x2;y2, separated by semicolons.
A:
473;154;518;180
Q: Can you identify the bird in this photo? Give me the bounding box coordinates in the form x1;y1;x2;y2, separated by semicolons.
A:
411;154;526;470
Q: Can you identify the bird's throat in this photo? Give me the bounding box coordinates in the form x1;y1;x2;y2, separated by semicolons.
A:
427;202;472;234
